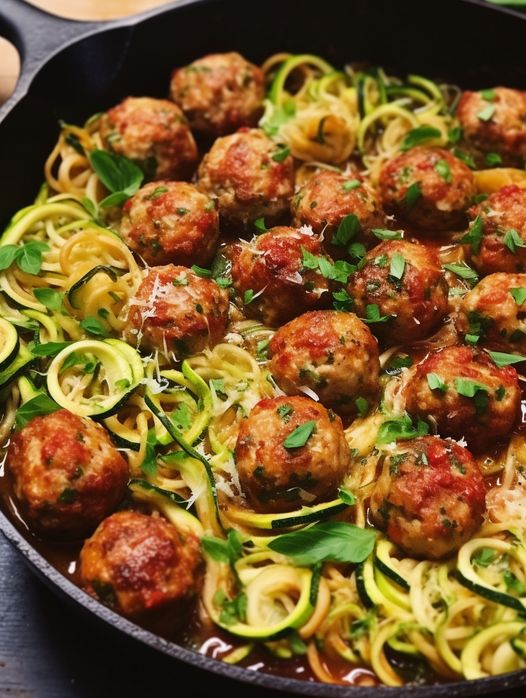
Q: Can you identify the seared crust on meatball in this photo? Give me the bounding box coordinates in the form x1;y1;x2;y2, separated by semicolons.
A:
79;510;202;619
457;273;526;353
378;147;476;231
6;410;128;538
346;240;449;344
457;88;526;165
100;97;198;180
235;396;350;513
120;181;219;267
170;52;264;137
469;185;526;275
404;345;520;450
123;264;229;356
269;310;380;416
228;226;331;326
291;170;387;252
197;128;294;230
370;437;486;559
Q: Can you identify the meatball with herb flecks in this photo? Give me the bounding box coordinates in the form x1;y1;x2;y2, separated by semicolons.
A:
228;226;331;327
468;185;526;275
6;409;129;538
457;87;526;166
123;264;229;357
79;510;202;621
378;146;476;231
235;396;350;513
370;437;486;559
291;170;387;254
170;52;264;137
197;128;294;231
100;97;198;180
120;181;219;267
269;310;380;416
346;240;448;345
404;345;520;451
457;273;526;353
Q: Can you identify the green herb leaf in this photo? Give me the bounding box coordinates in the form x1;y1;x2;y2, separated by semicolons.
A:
333;214;360;247
443;262;479;285
427;372;448;392
81;197;97;218
376;413;429;445
277;403;294;422
473;547;497;567
33;287;63;312
435;159;452;183
362;304;391;324
99;192;130;209
338;488;357;505
89;149;144;196
244;289;255;305
191;265;212;278
268;521;375;566
16;241;50;275
460;216;484;255
485;152;502;167
333;289;354;311
400;126;441;151
254;217;268;233
31;341;71;357
283;420;317;449
355;396;369;417
272;146;290;163
453;148;476;169
388;252;406;282
448;126;463;144
455;377;489;398
372;229;403;241
504;229;526;255
404;182;422;208
342;179;361;192
202;531;242;565
15;394;61;429
477;104;496;122
80;316;109;337
510;287;526;305
256;339;270;360
0;245;19;270
480;88;496;102
487;351;526;367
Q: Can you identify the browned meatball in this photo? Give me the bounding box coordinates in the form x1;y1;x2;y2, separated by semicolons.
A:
457;88;526;165
269;310;380;416
119;181;219;267
235;396;350;513
378;147;476;231
123;264;229;357
469;185;526;275
346;240;449;345
197;128;294;230
404;345;520;450
170;52;264;137
79;510;202;620
100;97;198;180
457;273;526;353
370;437;487;559
291;170;387;253
228;226;331;326
5;410;128;538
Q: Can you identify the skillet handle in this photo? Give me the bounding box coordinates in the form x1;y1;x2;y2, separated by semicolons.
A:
0;0;102;109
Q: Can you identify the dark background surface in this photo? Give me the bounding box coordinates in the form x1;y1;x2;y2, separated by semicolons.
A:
0;533;523;698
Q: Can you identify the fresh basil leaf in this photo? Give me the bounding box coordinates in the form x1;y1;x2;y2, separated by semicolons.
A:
355;396;369;417
15;394;61;429
254;217;268;233
333;214;360;247
443;262;479;285
202;531;242;565
454;377;489;397
388;252;406;282
268;521;375;565
473;547;497;567
372;229;403;241
504;229;526;255
460;216;484;255
448;126;463;144
16;241;49;275
80;316;109;337
453;148;476;169
99;192;130;209
333;289;354;311
31;341;71;357
485;152;502;167
404;182;422;208
0;245;20;270
362;304;391;324
191;265;212;278
89;149;143;196
480;88;496;102
81;197;98;218
400;125;441;151
272;146;290;163
342;179;361;192
244;289;255;305
487;351;526;368
510;287;526;305
33;288;63;312
256;339;270;360
338;488;357;505
376;413;429;445
435;159;452;183
427;372;447;392
477;104;496;122
283;420;317;449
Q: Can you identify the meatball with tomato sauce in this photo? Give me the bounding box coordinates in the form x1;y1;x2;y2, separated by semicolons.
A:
291;170;387;253
100;97;198;180
346;240;448;345
404;345;520;450
119;181;219;267
457;273;526;353
79;510;202;621
6;410;128;538
228;226;331;326
269;310;380;417
378;147;476;231
457;88;526;165
370;437;486;559
170;52;264;137
468;185;526;275
197;128;294;230
235;396;350;513
123;265;229;357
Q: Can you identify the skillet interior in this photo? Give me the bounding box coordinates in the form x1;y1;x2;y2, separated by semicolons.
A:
1;0;526;694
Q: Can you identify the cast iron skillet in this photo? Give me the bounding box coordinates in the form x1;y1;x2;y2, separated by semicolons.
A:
1;0;526;694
